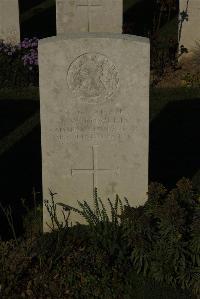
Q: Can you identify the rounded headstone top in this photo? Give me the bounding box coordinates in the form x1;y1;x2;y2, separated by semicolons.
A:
38;33;150;45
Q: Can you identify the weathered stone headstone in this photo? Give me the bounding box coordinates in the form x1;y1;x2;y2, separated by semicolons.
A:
40;0;150;231
56;0;122;33
39;33;150;231
0;0;20;44
179;0;200;55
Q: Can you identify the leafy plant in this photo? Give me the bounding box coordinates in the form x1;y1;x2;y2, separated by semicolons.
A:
43;188;71;231
45;179;200;297
119;178;200;297
55;187;130;229
0;178;199;298
54;188;131;260
182;72;200;88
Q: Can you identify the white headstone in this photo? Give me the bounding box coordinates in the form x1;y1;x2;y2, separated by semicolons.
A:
0;0;20;44
56;0;122;34
39;33;150;231
179;0;200;54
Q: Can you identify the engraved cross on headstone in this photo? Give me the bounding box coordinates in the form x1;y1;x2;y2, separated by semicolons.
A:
76;0;102;32
71;145;119;191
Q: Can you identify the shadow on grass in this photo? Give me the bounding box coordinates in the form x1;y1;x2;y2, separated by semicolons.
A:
0;99;39;138
149;98;200;190
0;100;42;241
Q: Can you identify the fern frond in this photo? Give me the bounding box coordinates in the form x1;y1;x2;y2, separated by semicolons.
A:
56;202;83;215
93;187;101;221
98;197;109;223
117;196;128;225
124;197;131;207
118;195;124;216
107;198;116;224
78;200;99;226
76;201;96;226
114;195;119;225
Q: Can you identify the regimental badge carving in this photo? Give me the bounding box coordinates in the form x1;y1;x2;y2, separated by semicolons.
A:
67;53;119;104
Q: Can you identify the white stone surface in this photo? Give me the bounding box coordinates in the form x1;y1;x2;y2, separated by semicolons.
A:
179;0;200;54
56;0;122;34
0;0;20;44
39;33;150;231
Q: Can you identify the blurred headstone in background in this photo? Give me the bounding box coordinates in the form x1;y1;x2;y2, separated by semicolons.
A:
0;0;20;44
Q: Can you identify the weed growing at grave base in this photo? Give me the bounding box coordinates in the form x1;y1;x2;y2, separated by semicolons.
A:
49;188;131;265
0;178;199;298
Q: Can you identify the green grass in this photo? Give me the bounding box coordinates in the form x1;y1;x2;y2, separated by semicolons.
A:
0;87;39;100
0;111;40;157
124;0;142;11
150;87;200;121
